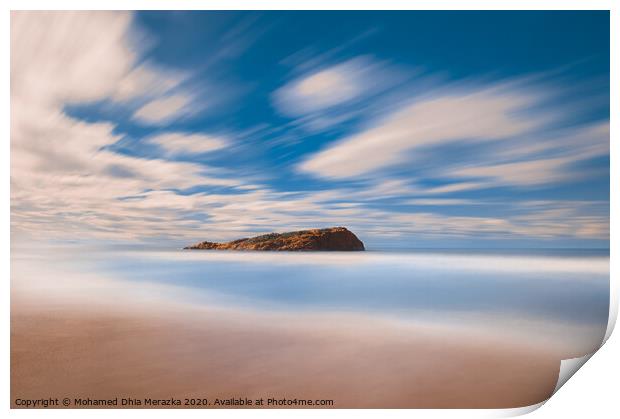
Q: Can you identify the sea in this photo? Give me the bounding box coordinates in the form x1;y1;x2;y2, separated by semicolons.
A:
11;245;610;357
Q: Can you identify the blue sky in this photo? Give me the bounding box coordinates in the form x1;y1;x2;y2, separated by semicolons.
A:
11;11;609;248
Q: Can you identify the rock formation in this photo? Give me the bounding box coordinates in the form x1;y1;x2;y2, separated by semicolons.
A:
184;227;365;251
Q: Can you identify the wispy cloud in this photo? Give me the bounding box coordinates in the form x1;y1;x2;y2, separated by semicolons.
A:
273;58;368;115
405;199;477;206
449;157;573;186
272;56;403;132
111;62;188;103
11;11;134;105
10;12;248;242
440;121;610;188
147;132;228;156
10;11;609;246
298;83;549;179
133;93;194;125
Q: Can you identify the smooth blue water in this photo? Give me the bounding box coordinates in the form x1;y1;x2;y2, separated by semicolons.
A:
12;246;610;353
95;250;609;324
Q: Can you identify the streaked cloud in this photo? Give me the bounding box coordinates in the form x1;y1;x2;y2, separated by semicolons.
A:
10;11;247;242
112;62;188;103
275;61;360;114
133;94;194;125
298;85;547;179
443;121;609;188
147;132;228;156
422;182;487;195
449;157;572;186
405;199;477;206
10;11;609;246
272;56;399;130
11;11;134;106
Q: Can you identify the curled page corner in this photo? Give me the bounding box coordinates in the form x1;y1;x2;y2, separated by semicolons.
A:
494;401;545;417
603;287;618;344
552;353;595;395
548;288;620;396
499;352;598;418
514;293;616;413
545;281;619;401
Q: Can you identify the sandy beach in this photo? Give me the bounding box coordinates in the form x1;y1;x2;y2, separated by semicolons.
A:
11;292;569;409
11;247;607;409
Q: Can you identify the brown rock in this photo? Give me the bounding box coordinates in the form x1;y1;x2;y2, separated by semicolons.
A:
184;227;365;251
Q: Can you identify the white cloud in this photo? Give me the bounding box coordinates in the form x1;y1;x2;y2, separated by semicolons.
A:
422;182;487;194
148;132;228;156
10;12;609;245
448;157;572;186
298;86;543;179
405;199;476;206
133;94;193;125
273;57;382;117
10;12;246;242
440;121;610;188
297;79;609;195
500;121;609;162
112;62;188;102
11;11;134;106
290;66;358;108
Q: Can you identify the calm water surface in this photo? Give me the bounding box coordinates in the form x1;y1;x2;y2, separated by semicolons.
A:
12;245;610;353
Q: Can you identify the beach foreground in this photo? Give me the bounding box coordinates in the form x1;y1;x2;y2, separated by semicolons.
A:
12;294;567;409
11;247;607;409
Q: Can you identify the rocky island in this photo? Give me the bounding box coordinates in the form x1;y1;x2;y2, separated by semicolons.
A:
184;227;365;251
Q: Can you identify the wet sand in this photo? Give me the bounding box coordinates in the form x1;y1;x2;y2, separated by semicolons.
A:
11;294;567;409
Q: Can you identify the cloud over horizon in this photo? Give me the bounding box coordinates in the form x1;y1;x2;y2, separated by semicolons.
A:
10;11;610;247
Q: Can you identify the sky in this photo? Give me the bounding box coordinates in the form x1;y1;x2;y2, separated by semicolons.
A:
10;11;610;249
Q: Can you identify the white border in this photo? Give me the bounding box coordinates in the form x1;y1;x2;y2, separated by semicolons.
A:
3;1;616;418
